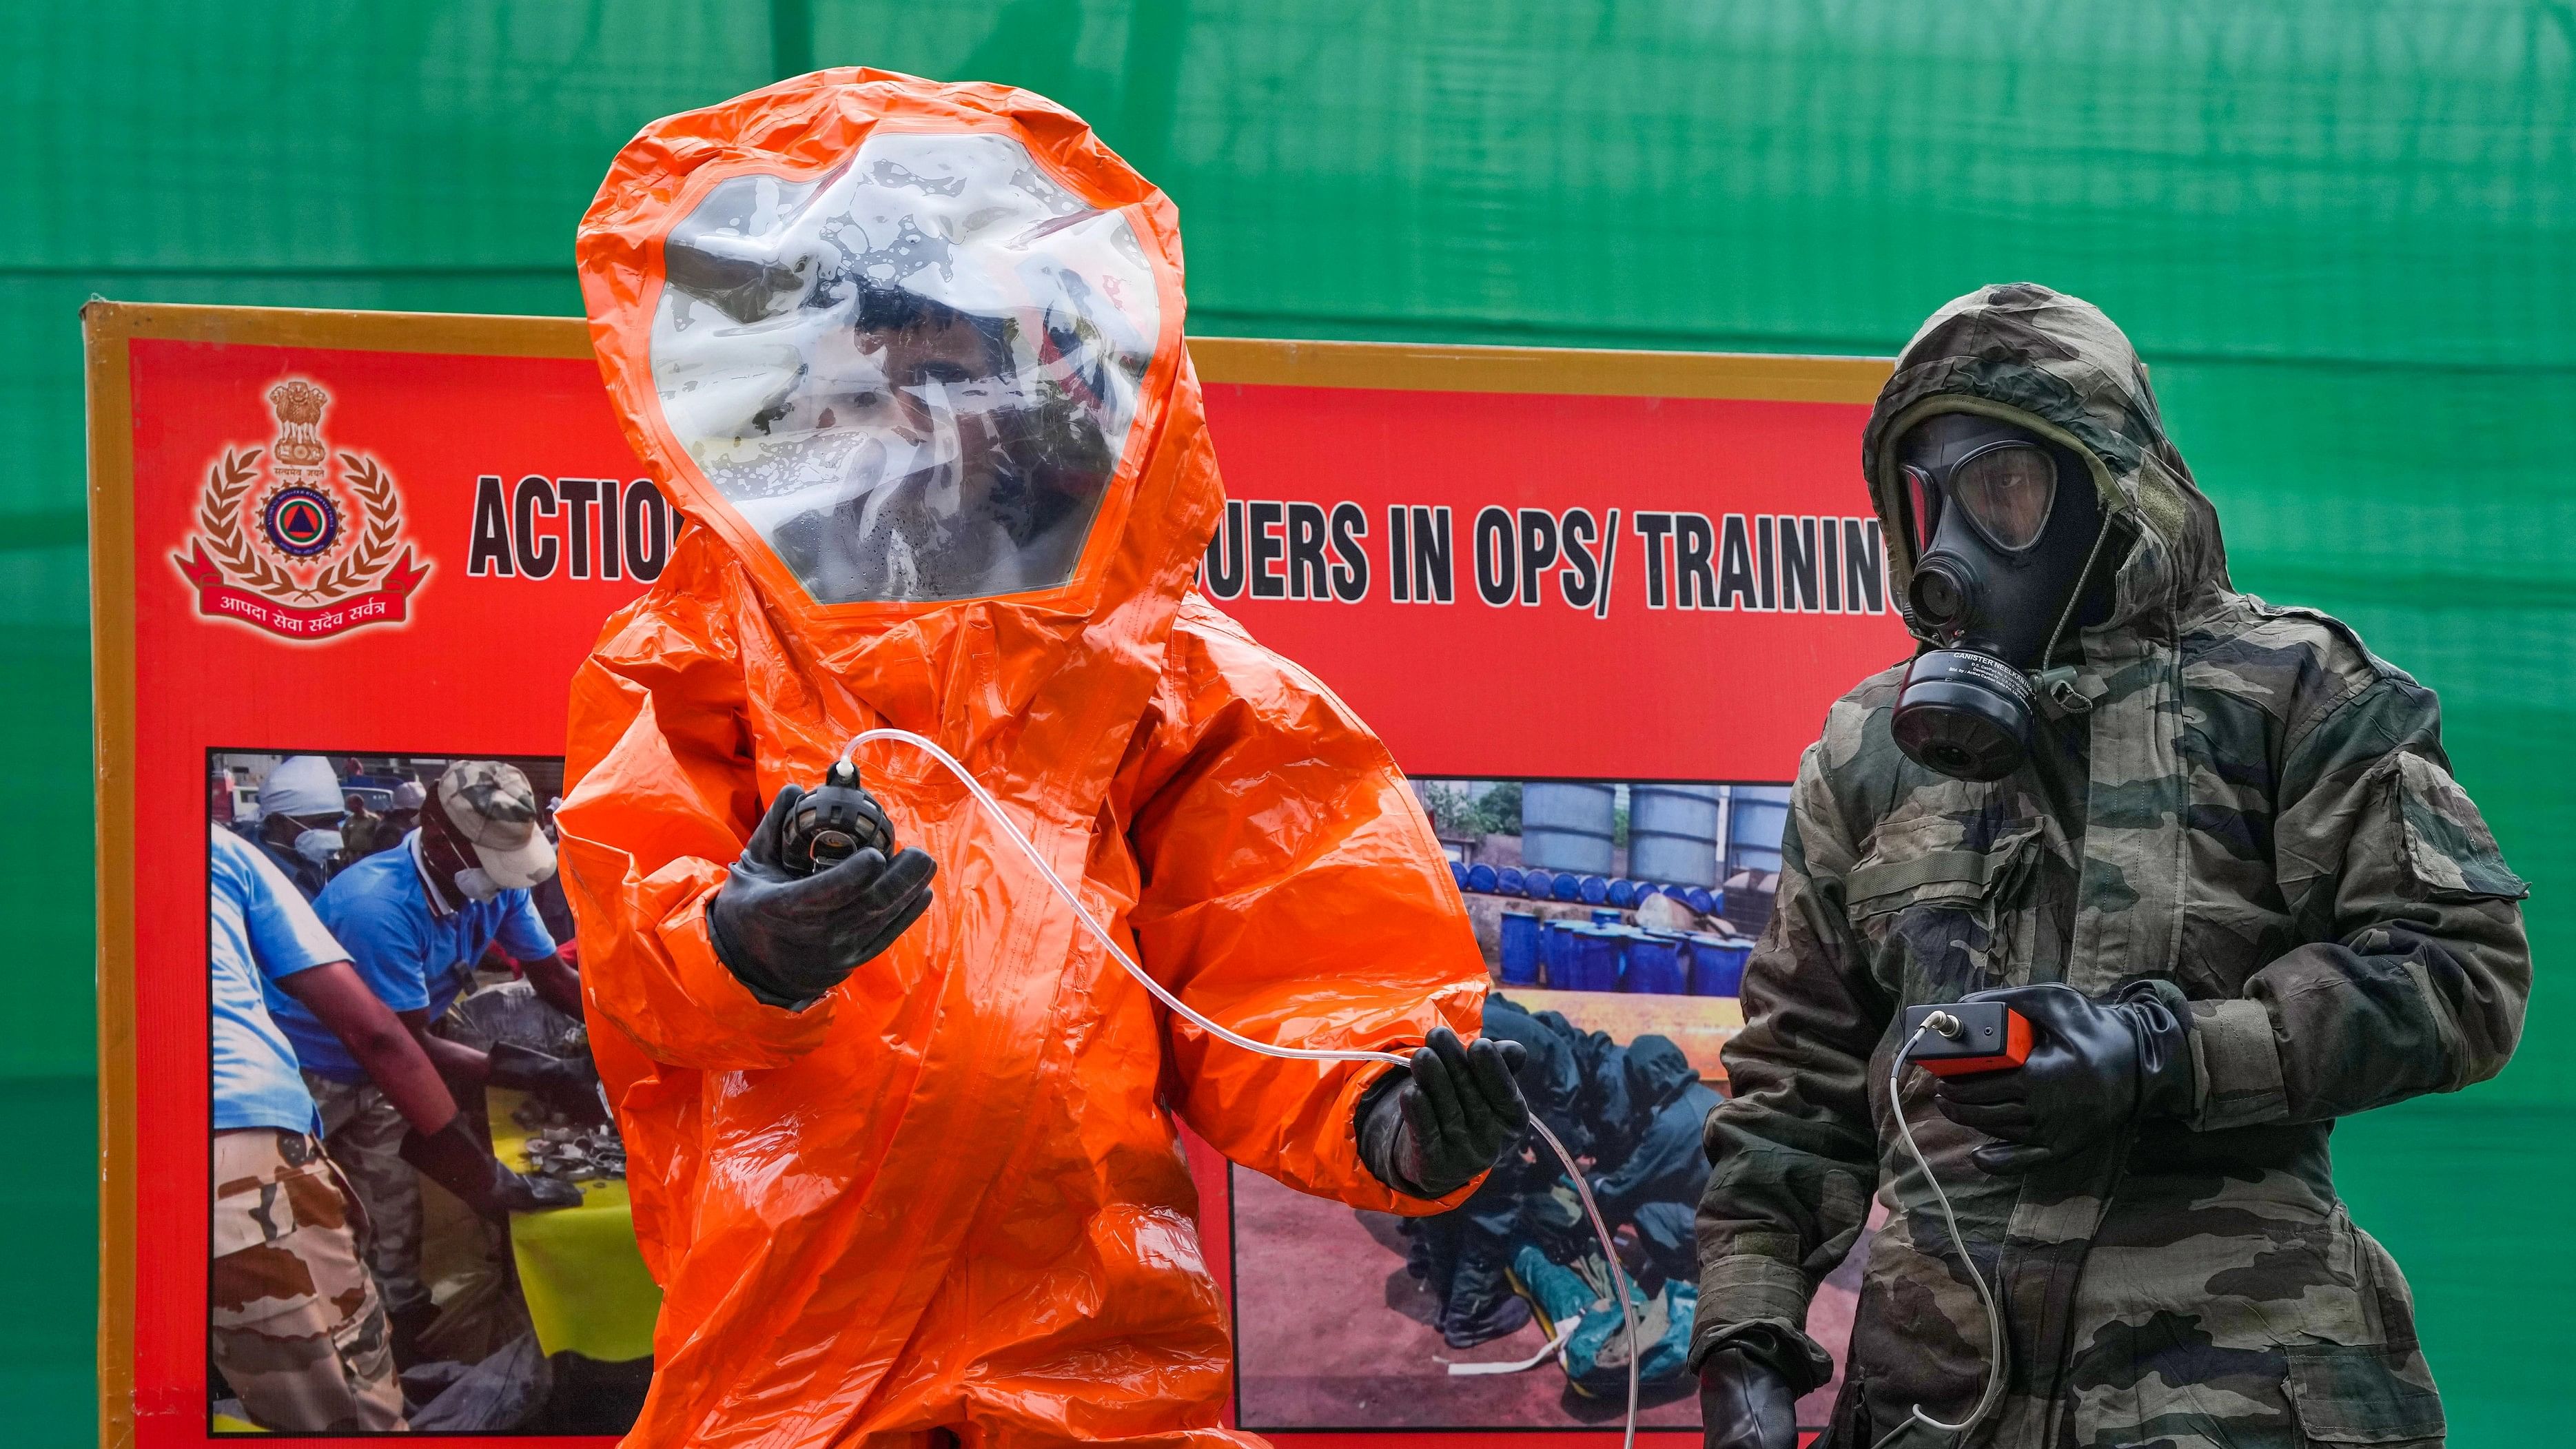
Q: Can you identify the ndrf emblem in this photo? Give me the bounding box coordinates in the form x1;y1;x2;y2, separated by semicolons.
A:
175;380;429;640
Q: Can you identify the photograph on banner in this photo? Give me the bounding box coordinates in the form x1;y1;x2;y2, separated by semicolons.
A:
1230;775;1863;1432
206;750;652;1437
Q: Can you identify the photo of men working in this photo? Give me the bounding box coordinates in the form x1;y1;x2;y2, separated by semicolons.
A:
208;753;636;1435
1235;774;1776;1429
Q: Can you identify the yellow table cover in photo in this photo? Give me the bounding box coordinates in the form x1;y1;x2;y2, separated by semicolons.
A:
486;1088;661;1363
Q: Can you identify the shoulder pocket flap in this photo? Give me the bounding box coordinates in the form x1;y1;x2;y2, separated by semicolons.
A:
1845;827;2036;919
2286;1342;2446;1445
2388;752;2528;904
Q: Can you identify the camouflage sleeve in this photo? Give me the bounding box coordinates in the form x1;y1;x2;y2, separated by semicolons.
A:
1690;737;1887;1388
2189;675;2531;1131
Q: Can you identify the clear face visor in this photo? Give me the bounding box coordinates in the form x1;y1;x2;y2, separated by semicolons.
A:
1901;442;2059;555
648;133;1163;605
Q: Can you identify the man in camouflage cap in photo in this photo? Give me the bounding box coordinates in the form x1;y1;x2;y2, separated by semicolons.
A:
1693;285;2529;1449
432;759;558;893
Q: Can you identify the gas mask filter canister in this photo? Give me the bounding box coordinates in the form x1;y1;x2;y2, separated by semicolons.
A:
1888;413;2112;782
1892;650;2041;781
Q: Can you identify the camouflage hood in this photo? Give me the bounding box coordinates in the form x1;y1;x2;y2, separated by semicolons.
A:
1860;283;2231;648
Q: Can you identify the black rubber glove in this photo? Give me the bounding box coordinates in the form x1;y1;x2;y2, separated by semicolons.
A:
487;1041;602;1120
1699;1343;1799;1449
706;783;937;1009
1930;980;2197;1174
1355;1027;1531;1199
400;1116;583;1219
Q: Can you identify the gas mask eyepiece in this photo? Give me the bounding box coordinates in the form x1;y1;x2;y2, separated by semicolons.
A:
1888;413;2112;781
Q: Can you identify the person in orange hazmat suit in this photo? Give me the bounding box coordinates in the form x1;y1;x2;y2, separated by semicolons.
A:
560;71;1529;1448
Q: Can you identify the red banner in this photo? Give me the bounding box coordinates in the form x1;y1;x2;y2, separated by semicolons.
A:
92;307;1892;1448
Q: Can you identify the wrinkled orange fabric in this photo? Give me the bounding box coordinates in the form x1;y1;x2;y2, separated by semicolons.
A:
562;70;1489;1448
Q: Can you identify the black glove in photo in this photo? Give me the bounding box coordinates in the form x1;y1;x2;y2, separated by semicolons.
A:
486;1040;602;1120
400;1116;584;1219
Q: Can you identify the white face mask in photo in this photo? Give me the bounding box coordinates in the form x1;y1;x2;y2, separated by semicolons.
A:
293;829;344;866
453;866;503;903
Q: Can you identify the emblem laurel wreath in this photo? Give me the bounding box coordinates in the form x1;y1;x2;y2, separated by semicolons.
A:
197;446;403;604
308;453;402;603
198;449;297;596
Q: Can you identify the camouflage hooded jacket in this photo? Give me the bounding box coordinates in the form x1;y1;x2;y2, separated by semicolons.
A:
1693;285;2530;1449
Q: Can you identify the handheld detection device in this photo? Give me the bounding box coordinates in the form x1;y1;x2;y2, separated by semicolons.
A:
780;759;895;877
1900;1000;2033;1076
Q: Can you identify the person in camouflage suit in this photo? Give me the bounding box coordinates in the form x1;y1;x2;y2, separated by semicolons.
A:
1692;284;2531;1449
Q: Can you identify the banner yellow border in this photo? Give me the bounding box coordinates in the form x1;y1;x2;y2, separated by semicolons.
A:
83;302;139;1449
75;300;1894;395
80;300;1886;1446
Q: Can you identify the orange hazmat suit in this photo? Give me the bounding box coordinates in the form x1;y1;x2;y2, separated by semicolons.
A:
560;70;1491;1448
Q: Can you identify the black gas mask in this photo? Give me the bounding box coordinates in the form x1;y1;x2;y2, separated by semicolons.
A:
1889;413;2116;781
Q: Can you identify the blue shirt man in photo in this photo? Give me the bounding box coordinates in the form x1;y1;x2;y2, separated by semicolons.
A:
269;830;556;1084
259;760;586;1342
207;825;409;1432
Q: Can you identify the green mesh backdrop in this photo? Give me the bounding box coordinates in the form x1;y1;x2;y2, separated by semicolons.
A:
4;3;2567;1441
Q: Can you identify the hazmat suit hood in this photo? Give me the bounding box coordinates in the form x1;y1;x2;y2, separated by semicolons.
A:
1860;283;2229;652
1485;994;1589;1153
578;68;1205;750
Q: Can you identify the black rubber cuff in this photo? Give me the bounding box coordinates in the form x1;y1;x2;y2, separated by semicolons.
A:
2114;976;2199;1122
1690;1320;1832;1398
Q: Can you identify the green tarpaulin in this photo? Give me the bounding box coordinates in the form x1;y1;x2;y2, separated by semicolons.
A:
6;3;2566;1441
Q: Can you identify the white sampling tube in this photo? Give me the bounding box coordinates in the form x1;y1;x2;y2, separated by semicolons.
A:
1881;1019;2008;1448
844;727;1644;1449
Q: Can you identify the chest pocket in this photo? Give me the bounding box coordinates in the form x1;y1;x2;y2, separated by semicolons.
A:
1845;816;2048;1000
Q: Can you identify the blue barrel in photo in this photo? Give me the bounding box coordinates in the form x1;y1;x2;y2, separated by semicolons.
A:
1625;933;1688;994
1449;860;1467;890
1589;908;1623;926
1689;934;1752;996
1540;921;1575;987
1522;868;1555;899
1684;885;1717;915
1497;866;1527;896
1499;912;1544;985
1552;872;1584;902
1606;878;1637;908
1579;874;1610;905
1568;925;1626;991
1466;862;1499;894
